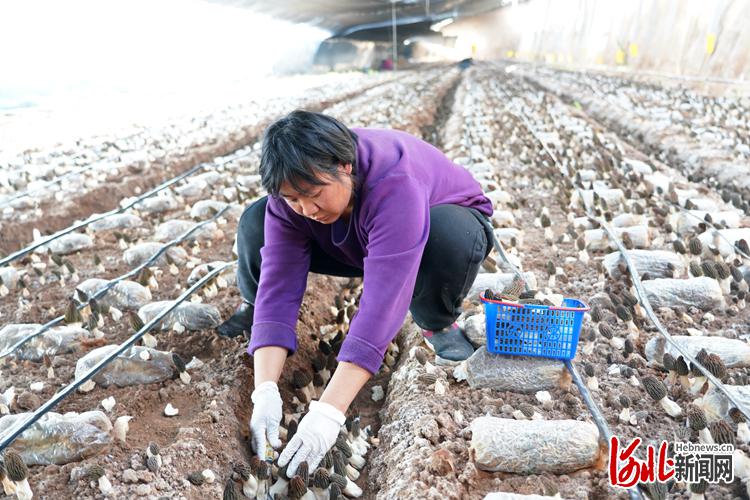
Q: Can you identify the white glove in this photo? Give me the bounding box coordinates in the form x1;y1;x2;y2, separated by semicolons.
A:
250;380;283;458
278;400;346;476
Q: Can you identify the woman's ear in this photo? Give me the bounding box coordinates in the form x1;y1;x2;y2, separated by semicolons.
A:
340;163;353;175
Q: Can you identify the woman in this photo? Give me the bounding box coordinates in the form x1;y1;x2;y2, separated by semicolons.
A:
217;110;493;476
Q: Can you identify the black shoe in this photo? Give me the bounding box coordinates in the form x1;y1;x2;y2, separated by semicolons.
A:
422;322;475;362
217;301;253;339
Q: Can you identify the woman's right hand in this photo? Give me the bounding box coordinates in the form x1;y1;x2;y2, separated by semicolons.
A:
249;380;283;458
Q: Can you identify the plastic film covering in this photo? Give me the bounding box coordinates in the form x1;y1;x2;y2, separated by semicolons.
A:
0;410;112;465
137;301;221;331
0;324;93;361
76;278;152;310
74;344;176;387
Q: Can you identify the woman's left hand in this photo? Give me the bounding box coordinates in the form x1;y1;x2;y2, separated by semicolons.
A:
277;400;346;475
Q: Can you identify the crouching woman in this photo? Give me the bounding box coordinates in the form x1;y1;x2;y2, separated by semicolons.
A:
218;110;493;475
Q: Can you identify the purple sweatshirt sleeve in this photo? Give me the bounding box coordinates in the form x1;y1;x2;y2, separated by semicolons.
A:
247;198;311;356
336;175;430;374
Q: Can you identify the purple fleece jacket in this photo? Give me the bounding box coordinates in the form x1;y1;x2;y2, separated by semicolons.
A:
247;127;493;374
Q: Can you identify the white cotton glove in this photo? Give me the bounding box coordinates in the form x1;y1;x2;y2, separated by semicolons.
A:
277;400;346;476
250;380;283;458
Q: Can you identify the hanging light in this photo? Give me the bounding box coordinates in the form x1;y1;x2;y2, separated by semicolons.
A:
430;18;454;32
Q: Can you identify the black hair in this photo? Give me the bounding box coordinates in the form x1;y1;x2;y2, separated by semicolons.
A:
259;110;359;197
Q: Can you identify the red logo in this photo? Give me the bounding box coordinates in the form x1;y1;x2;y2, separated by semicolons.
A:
609;436;675;487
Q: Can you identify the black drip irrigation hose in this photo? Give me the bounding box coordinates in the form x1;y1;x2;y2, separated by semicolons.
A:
0;205;231;358
0;148;252;267
0;260;235;452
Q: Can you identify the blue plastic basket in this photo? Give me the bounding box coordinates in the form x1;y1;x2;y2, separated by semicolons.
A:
480;292;590;360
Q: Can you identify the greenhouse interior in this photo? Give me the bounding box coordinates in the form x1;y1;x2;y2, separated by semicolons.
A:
1;0;749;499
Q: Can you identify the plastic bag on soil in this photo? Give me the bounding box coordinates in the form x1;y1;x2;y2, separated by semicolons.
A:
645;335;750;368
485;189;512;208
570;188;624;210
493;228;524;248
469;416;600;474
490;210;515;227
186;261;236;286
622;158;653;175
642;277;724;310
75;344;177;387
643;172;671;194
190;200;242;220
123;242;189;267
193;171;223;186
610;213;648;228
468;272;537;302
458;349;567;392
0;266;19;289
602;250;685;279
75;278;152;310
237;174;262;190
136;193;179;214
698;228;750;258
460;313;486;347
683;197;720;212
175;179;209;199
137;301;222;331
153;219;219;242
584;225;649;251
89;213;143;231
0;410;112;465
0;324;93;361
670;210;740;235
701;385;750;421
33;232;94;255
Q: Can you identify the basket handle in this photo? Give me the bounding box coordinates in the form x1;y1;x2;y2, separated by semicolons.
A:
481;293;590;312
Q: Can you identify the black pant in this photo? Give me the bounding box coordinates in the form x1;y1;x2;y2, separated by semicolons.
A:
236;196;493;331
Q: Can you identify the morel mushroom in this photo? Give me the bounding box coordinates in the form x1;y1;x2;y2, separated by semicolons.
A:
641;376;681;417
172;353;191;384
615;305;638;339
255;461;271;499
269;463;290;498
674;356;691;388
223;478;240;500
329;471;361;498
233;461;257;498
187;471;205;486
689;261;703;277
288;475;313;500
87;464;113;495
583;363;599;391
3;451;31;500
688;237;703;258
690;352;725;394
618;395;634;425
662;353;677;385
709;420;735;446
293;369;316;404
310;467;331;500
689;479;708;500
730;407;750;444
0;459;15;496
687;404;713;444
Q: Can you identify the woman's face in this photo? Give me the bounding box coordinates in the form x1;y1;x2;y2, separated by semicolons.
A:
278;163;354;224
